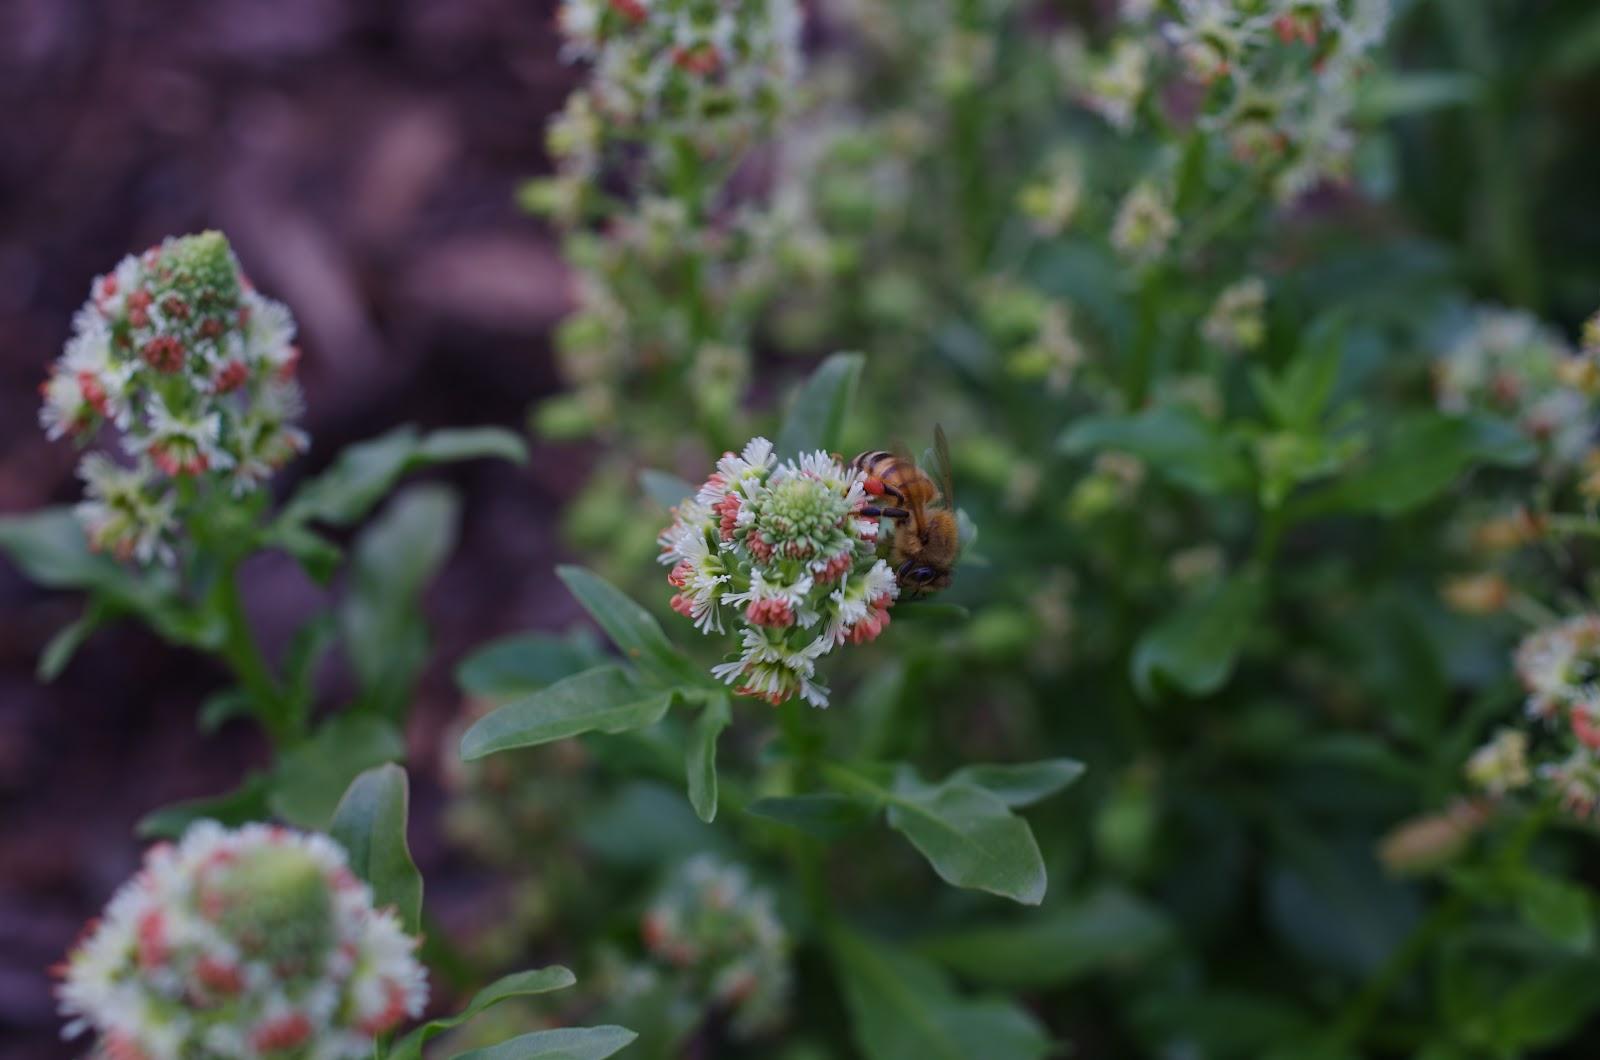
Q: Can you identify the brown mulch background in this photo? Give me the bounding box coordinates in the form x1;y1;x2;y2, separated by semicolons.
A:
0;2;598;1053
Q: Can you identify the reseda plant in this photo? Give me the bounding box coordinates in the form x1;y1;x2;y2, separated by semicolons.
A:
7;234;634;1055
3;231;530;831
55;768;638;1060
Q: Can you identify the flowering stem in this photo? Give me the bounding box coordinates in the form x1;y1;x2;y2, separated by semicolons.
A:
214;560;291;748
1328;802;1554;1050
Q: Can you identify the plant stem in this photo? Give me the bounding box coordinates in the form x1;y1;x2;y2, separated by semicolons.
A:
215;560;291;747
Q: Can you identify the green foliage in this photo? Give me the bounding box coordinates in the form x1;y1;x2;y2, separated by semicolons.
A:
331;764;423;935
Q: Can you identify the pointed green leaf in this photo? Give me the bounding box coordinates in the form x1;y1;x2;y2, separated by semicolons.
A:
1059;406;1250;495
1320;412;1537;517
198;687;254;733
640;469;696;510
388;968;578;1060
341;485;460;718
268;714;406;829
276;425;525;531
556;566;703;688
38;604;107;682
829;928;1051;1060
1132;570;1265;700
460;665;675;761
776;351;865;458
330;764;423;934
918;887;1174;988
414;427;529;466
457;631;606;702
451;1026;639;1060
947;758;1086;808
687;694;731;823
885;771;1048;905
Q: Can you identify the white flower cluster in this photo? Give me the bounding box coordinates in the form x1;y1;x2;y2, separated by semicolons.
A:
641;855;790;1039
56;822;427;1059
658;438;899;707
1079;0;1391;201
40;232;308;564
1433;307;1595;472
555;0;802;148
1466;616;1600;821
1201;276;1268;354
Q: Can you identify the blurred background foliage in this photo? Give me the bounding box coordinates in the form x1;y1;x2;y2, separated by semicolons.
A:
8;0;1600;1057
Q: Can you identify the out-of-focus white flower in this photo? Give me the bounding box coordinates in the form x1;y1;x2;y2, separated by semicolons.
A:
56;822;427;1059
641;855;790;1039
1081;38;1150;131
1434;306;1595;471
1465;728;1531;797
1202;277;1268;355
75;455;178;566
554;0;803;151
1516;615;1600;720
1111;179;1178;265
660;438;899;707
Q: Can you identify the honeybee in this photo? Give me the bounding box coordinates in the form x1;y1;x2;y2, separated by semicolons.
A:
850;425;960;594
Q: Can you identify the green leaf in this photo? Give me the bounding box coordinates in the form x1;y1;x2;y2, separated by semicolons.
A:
137;774;273;839
1357;71;1483;117
776;351;865;458
1251;316;1345;432
451;1026;639;1060
947;758;1086;808
884;769;1048;906
414;426;528;466
0;509;183;631
745;794;875;840
830;927;1052;1060
1059;406;1249;495
275;425;524;531
0;508;126;590
639;469;696;510
460;666;675;761
258;521;343;584
1133;570;1264;700
198;687;254;733
38;604;107;682
282;614;338;726
268;714;406;829
1515;872;1594;953
330;764;423;935
456;631;606;702
556;566;703;688
341;485;460;719
1321;412;1536;517
687;694;731;823
388;967;579;1060
919;887;1174;988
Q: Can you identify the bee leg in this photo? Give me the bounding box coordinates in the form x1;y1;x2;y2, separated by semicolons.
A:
862;506;910;519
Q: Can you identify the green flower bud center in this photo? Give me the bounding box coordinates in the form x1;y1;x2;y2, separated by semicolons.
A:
210;846;334;974
755;477;847;551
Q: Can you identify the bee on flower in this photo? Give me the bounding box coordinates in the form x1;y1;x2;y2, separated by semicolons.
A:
659;438;901;707
39;232;310;564
55;822;427;1060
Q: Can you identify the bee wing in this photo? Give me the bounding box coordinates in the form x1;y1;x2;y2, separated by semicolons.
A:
933;423;956;508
